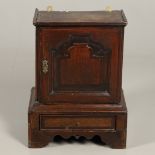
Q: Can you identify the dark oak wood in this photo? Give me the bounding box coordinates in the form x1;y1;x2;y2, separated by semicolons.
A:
28;9;128;148
33;9;127;26
28;87;127;148
36;26;124;104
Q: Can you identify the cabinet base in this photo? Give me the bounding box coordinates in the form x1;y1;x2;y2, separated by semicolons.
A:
28;87;127;149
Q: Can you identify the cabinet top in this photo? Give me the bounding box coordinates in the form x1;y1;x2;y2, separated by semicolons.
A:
33;9;127;26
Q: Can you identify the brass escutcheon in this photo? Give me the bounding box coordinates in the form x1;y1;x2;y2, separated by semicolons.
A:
42;59;48;74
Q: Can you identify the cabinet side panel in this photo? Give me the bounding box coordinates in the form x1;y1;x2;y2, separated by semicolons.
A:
116;27;125;102
36;27;42;101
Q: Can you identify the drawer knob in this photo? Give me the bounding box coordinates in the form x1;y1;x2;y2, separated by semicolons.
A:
76;122;80;127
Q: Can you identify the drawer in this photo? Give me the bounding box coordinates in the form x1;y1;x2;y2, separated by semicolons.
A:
40;115;115;130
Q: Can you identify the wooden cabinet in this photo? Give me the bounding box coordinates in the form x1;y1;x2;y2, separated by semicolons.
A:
28;9;128;149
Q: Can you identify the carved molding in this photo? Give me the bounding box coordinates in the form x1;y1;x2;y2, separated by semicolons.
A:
51;34;111;57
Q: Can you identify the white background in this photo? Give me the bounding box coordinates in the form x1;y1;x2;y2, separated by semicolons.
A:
0;0;155;155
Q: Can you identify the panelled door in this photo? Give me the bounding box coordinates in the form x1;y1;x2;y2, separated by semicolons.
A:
36;27;123;104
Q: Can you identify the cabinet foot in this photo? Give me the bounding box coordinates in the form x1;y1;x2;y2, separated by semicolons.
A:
100;130;127;149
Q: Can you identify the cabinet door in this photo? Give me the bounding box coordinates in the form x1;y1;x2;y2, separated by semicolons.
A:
36;27;123;104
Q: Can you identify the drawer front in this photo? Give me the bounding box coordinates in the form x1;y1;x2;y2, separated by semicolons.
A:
37;26;123;103
40;115;115;130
